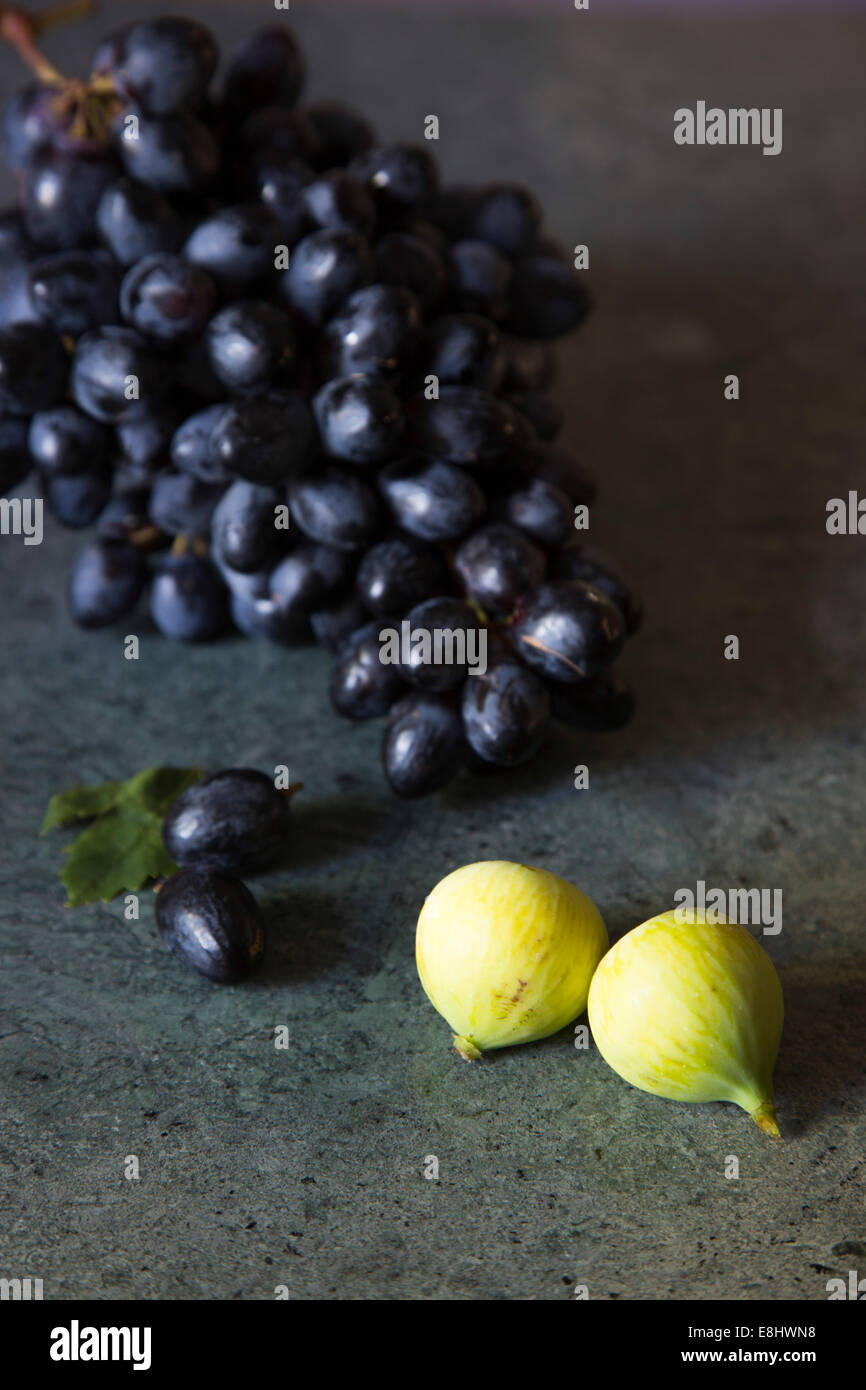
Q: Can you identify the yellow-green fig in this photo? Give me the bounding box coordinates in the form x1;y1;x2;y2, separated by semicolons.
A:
587;910;784;1136
416;860;608;1059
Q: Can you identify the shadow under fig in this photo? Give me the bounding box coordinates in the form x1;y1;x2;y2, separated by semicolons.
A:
772;959;866;1136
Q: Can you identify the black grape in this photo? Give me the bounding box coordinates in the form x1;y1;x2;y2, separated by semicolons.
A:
383;692;466;798
67;537;147;628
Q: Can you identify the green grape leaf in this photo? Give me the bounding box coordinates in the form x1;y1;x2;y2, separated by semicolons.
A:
41;767;204;907
41;781;124;832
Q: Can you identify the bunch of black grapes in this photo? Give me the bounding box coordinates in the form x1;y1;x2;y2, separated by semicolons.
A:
0;14;642;798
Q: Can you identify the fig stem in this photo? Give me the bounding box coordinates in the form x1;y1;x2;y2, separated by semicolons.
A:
750;1100;780;1139
453;1034;482;1061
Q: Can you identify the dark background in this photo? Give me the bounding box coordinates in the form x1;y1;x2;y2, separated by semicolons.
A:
1;0;864;1300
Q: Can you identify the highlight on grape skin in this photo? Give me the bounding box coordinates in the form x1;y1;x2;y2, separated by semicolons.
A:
415;860;609;1059
587;910;784;1137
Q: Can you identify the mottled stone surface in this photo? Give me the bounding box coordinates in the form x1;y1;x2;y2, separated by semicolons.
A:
1;2;864;1301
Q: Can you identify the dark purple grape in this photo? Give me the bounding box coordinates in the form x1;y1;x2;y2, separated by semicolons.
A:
314;375;404;466
169;404;232;484
26;251;120;337
400;217;451;260
225;552;317;643
374;232;448;313
468;183;542;256
0;417;31;494
155;868;264;984
150;551;228;640
356;537;449;618
426;313;506;392
503;390;563;442
330;620;406;720
303;171;376;236
225;28;307;116
0;264;40;329
148;471;225;538
3;86;58;171
229;586;304;644
552;671;636;732
116;108;220;193
93;18;218;116
411;386;522;466
451;239;512;319
500;478;573;547
116;397;185;481
162;768;291;872
309;593;369;651
210;480;289;575
550;542;643;634
398;596;481;693
96;177;185;265
43;464;112;528
281;228;373;324
461;660;551;767
289;464;381;551
378;454;485;541
511;580;626;684
255;157;314;243
327;285;421;380
212;392;316;485
506;251;592;339
120;254;216;344
426;184;482;241
67;537;147;629
239;106;320;168
455;523;546;615
220;561;299;639
383;692;466;798
0;322;67;415
304;100;375;168
204;300;296;391
183;203;283;293
28;407;110;476
70;326;163;423
349;143;438;207
22;152;118;250
265;544;352;632
96;488;156;544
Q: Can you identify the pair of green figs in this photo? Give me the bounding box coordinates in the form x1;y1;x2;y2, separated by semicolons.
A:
416;860;783;1137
